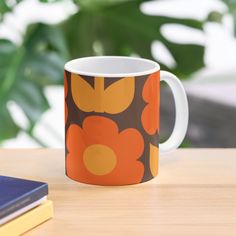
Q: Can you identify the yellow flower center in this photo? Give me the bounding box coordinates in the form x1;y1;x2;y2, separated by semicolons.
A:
83;144;117;176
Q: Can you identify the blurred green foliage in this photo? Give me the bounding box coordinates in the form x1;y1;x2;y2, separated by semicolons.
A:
0;25;68;143
0;0;206;145
223;0;236;34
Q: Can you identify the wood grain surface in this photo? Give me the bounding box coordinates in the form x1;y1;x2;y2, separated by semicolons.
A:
0;149;236;236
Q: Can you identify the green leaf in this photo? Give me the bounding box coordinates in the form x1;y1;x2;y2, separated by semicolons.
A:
0;0;22;17
0;1;11;16
221;0;236;35
39;0;61;2
75;0;134;10
61;11;96;57
0;106;19;142
0;0;207;145
0;24;68;142
11;81;50;123
164;42;204;78
62;0;204;77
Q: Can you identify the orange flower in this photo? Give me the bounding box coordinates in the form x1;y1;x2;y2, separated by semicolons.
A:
64;72;68;123
66;116;144;185
141;72;160;135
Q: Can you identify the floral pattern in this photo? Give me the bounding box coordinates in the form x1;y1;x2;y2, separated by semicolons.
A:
66;116;144;185
65;71;160;185
71;74;135;114
141;71;160;135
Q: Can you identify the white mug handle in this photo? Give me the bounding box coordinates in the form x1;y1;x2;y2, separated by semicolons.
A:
159;71;189;153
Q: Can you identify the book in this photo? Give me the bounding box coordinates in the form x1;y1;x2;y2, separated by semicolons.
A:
0;175;48;221
0;196;47;225
0;200;53;236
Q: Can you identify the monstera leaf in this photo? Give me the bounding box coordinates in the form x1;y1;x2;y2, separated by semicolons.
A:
0;24;68;142
62;0;204;78
0;0;22;16
0;0;207;145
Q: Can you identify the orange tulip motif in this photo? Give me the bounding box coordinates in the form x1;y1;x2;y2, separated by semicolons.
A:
71;74;135;114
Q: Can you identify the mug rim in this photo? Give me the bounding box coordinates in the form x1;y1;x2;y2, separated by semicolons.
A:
64;56;160;77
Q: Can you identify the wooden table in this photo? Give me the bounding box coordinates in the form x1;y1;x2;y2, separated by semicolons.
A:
1;149;236;236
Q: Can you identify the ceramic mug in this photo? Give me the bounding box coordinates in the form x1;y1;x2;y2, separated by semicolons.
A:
64;56;188;185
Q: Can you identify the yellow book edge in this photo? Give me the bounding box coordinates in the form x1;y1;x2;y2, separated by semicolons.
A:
0;200;53;236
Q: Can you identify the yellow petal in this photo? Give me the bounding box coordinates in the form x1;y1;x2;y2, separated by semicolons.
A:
71;74;95;112
104;77;135;114
71;75;135;114
149;143;158;177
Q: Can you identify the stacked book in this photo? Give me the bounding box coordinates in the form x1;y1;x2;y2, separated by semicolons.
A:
0;176;53;235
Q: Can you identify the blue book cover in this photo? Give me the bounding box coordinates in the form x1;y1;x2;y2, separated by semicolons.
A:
0;176;48;219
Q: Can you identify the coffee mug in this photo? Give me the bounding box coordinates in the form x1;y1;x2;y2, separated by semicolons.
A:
64;56;188;186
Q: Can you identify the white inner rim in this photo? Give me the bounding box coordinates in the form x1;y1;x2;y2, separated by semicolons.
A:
64;56;160;77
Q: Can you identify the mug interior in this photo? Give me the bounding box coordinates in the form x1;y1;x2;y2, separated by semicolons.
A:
64;56;160;77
